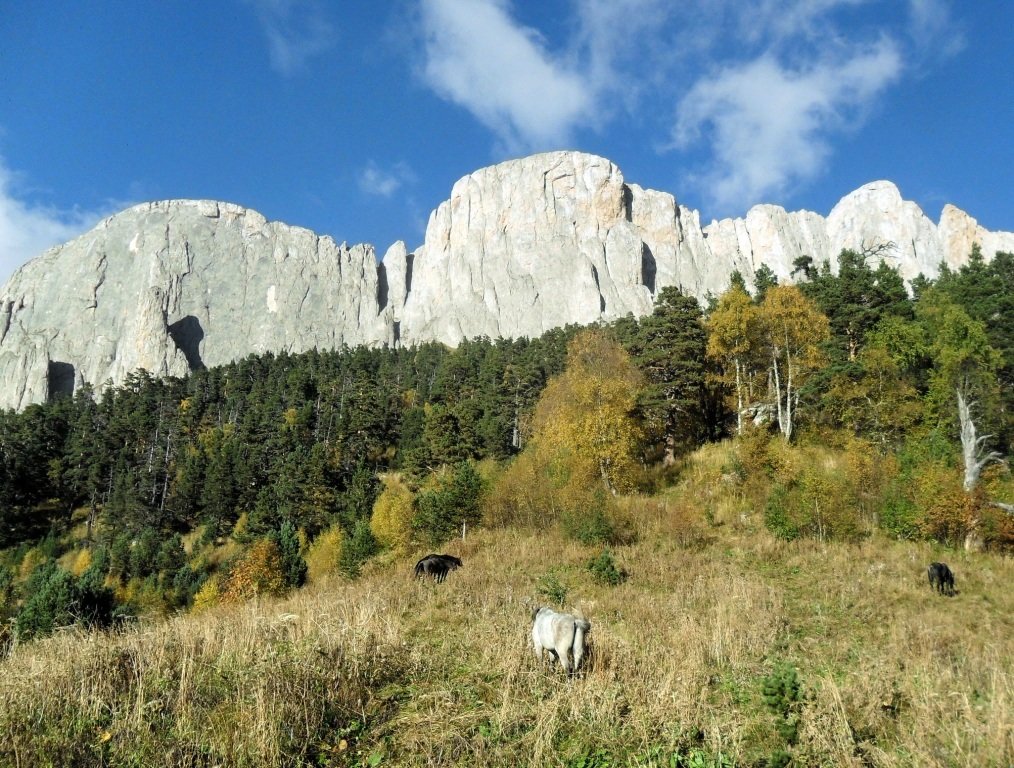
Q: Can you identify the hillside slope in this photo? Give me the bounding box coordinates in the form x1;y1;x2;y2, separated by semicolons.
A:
2;516;1010;767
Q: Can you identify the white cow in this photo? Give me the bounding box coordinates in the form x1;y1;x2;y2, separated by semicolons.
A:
531;606;591;675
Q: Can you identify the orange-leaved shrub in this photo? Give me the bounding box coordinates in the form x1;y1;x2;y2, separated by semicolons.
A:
221;538;286;601
911;461;976;545
979;464;1014;549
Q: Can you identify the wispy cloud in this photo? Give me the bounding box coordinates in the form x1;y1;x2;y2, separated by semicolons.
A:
907;0;965;58
245;0;334;76
417;0;594;151
0;157;120;284
727;0;874;47
358;161;416;198
675;41;902;214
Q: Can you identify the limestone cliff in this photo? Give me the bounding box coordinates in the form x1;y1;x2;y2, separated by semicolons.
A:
0;200;387;409
1;151;1011;409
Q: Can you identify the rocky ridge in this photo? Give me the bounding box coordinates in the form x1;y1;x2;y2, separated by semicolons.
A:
1;151;1011;409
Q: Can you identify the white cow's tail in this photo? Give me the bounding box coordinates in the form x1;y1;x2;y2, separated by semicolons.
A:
572;619;591;671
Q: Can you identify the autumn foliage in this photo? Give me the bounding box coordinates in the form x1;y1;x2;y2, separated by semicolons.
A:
221;539;286;602
369;473;415;552
489;329;642;539
529;329;643;494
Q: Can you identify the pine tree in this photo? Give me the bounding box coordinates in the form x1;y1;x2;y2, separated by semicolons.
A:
272;521;308;588
628;286;711;462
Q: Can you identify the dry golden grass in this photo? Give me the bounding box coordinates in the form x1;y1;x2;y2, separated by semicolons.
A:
1;511;1011;766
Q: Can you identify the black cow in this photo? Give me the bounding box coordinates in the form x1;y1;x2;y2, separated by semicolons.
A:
413;553;463;583
927;562;955;596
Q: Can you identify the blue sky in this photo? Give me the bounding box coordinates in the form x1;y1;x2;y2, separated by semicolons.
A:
0;0;1011;283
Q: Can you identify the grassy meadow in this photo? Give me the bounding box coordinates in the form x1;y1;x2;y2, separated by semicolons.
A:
1;475;1011;767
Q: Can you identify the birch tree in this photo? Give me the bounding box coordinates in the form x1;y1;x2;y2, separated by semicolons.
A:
757;285;830;442
707;286;764;435
530;329;643;494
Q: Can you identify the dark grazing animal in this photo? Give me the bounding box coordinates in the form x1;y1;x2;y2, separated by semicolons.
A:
413;553;463;583
927;562;955;595
531;606;591;676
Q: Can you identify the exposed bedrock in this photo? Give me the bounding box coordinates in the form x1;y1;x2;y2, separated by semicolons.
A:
1;151;1010;409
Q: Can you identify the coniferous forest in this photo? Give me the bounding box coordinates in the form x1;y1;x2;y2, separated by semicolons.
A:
0;248;1011;646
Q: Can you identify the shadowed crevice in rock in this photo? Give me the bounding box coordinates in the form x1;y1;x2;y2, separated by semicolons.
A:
376;262;389;312
622;184;633;222
47;361;75;400
591;265;606;313
167;315;205;371
641;243;657;294
392;320;401;346
405;253;414;296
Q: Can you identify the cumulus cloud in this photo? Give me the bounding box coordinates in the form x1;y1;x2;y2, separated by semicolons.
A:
675;41;903;214
245;0;334;76
358;162;416;198
411;0;953;217
0;158;117;284
418;0;594;150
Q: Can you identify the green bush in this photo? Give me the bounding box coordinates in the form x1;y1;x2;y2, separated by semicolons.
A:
764;464;864;543
562;487;616;545
880;486;921;539
586;549;627;586
536;573;568;606
15;560;115;641
0;563;16;615
764;485;800;542
272;521;308;588
414;461;485;544
761;661;802;766
15;562;77;639
339;519;378;579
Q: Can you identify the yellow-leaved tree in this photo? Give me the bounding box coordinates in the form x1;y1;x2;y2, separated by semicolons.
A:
530;328;644;495
305;526;343;582
488;329;642;541
758;285;830;441
707;285;764;435
369;473;415;552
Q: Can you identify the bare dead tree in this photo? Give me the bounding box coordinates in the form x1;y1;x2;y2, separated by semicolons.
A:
956;387;1004;492
859;239;898;262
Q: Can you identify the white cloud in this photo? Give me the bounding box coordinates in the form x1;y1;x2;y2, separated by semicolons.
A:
245;0;334;76
907;0;965;57
418;0;594;150
675;41;903;215
570;0;672;89
0;158;117;284
358;162;416;198
732;0;874;46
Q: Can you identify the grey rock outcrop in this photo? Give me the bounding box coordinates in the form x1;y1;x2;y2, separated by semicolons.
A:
0;200;388;409
1;151;1011;409
399;153;655;345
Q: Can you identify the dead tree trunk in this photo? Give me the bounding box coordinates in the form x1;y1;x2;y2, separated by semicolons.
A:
957;387;1002;492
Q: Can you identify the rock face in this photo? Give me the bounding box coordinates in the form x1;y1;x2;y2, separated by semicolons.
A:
0;201;388;409
1;151;1012;409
